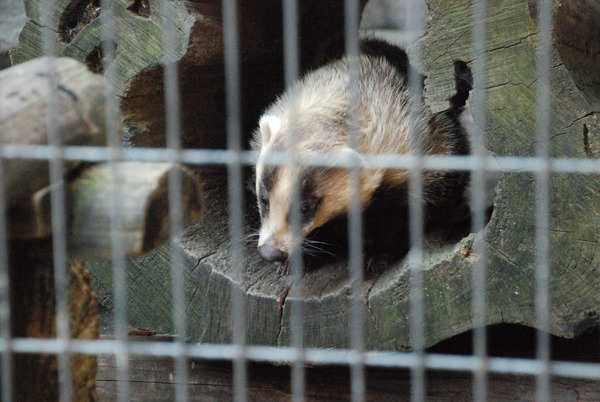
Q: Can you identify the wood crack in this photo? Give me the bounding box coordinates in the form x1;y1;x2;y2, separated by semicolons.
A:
486;33;535;54
488;242;524;273
566;112;594;129
276;286;290;344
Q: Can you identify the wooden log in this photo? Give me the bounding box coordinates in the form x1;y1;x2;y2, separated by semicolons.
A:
3;43;204;401
0;56;108;207
12;0;366;148
8;162;205;258
0;56;106;401
67;162;204;258
419;0;600;340
86;0;600;352
95;347;600;401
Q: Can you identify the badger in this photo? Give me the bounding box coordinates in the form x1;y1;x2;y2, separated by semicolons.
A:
252;39;474;272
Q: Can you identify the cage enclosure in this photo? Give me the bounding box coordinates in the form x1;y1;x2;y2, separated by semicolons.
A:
10;0;600;353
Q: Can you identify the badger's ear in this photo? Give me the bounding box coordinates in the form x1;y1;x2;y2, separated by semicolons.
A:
259;115;282;145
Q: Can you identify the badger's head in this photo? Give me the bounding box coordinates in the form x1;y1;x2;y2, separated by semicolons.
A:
253;114;381;266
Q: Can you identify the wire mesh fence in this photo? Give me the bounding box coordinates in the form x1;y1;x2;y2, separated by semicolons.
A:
1;0;600;401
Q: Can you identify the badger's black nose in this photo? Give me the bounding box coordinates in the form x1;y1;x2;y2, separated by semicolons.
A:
258;243;288;262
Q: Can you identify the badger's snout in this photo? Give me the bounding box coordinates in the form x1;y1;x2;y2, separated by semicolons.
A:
258;241;288;262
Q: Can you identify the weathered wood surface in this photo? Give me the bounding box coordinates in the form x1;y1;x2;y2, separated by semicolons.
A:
0;56;107;207
95;328;600;401
96;355;600;401
553;0;600;110
0;0;26;68
0;55;204;255
421;0;600;337
2;51;204;400
0;56;104;401
85;0;600;352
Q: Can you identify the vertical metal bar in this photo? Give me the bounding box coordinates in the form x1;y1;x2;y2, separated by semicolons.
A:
39;2;72;401
470;0;489;400
406;1;426;400
162;2;189;401
343;0;365;401
0;153;12;401
222;0;248;401
534;0;553;399
97;1;131;401
282;1;306;401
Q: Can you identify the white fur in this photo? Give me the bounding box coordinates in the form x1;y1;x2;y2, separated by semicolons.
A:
259;114;282;145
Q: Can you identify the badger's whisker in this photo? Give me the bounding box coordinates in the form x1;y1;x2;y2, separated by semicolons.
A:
229;230;260;246
301;239;336;258
243;231;260;241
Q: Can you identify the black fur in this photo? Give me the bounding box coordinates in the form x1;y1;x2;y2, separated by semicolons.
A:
360;38;425;90
449;60;473;110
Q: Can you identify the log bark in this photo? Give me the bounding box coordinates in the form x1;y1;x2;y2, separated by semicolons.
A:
9;242;99;401
88;0;600;352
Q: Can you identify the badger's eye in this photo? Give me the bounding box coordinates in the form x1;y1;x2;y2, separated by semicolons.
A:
259;195;268;207
300;198;320;217
300;202;312;216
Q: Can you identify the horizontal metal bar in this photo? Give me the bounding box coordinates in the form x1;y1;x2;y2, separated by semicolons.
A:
2;338;599;379
3;144;600;175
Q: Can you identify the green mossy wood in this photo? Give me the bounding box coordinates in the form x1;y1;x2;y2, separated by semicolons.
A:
15;0;599;350
419;0;600;341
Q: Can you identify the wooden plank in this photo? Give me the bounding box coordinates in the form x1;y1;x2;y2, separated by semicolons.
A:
96;328;600;399
95;353;600;401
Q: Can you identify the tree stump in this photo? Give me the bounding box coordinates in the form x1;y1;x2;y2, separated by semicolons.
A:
14;0;600;352
420;0;600;340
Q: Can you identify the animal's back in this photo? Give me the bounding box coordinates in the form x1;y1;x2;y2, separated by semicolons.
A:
260;52;427;158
